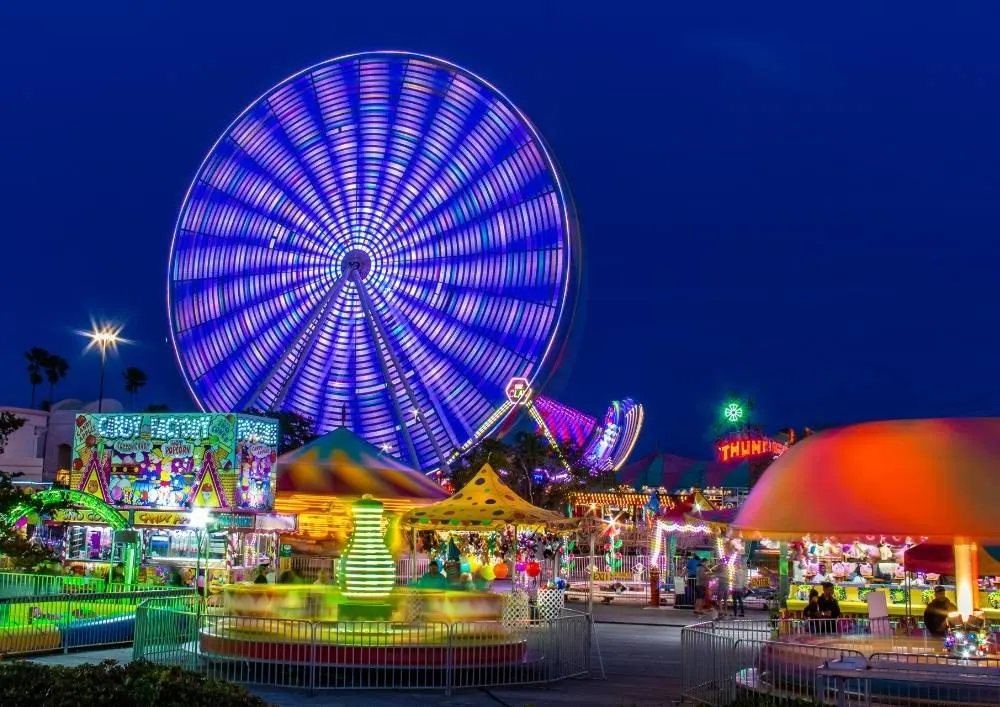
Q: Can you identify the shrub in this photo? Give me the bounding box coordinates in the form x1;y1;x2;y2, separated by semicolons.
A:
0;659;267;707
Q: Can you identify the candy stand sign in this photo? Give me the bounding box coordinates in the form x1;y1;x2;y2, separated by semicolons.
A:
70;413;278;512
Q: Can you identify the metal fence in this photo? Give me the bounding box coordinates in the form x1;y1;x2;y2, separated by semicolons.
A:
683;618;1000;706
0;571;176;598
287;556;430;585
134;596;592;695
0;587;194;657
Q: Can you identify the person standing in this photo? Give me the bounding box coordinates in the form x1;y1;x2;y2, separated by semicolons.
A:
715;563;730;618
817;581;842;633
731;560;748;617
923;586;957;637
694;559;710;615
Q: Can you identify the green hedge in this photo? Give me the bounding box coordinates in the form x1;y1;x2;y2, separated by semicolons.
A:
0;659;267;707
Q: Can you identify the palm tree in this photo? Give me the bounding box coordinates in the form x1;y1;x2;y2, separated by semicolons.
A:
24;347;50;408
122;367;148;410
43;354;69;407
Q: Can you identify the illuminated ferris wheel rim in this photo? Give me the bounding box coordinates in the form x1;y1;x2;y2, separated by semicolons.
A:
166;50;579;472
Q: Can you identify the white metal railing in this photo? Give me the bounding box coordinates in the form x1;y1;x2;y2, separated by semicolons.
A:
682;618;1000;706
134;597;592;695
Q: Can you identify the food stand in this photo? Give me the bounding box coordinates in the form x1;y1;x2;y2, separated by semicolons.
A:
64;412;282;585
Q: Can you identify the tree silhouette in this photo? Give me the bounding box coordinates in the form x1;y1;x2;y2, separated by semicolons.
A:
449;432;612;510
43;353;70;407
144;403;170;413
244;408;318;454
24;347;49;408
122;367;148;411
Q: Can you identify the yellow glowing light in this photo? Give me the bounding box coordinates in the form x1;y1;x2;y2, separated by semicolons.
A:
78;319;129;358
954;539;979;620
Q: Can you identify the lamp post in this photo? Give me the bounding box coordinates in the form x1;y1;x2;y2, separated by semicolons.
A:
79;321;126;412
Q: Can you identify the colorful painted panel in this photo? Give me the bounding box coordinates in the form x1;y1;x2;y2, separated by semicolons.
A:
71;413;278;512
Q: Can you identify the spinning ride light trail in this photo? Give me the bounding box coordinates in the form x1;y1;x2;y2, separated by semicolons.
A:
461;377;644;472
167;51;579;473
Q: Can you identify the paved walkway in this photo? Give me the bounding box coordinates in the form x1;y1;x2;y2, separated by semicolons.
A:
26;605;715;706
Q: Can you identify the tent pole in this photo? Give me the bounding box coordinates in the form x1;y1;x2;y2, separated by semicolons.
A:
410;525;417;584
588;529;595;614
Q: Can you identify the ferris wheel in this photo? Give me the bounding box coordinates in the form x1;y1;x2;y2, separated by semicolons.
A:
168;51;579;473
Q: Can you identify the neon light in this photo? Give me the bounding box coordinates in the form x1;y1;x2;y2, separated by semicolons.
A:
340;496;395;599
166;51;578;473
716;434;788;462
723;403;744;424
1;489;129;529
72;413;277;511
649;520;713;566
504;377;644;472
505;377;531;406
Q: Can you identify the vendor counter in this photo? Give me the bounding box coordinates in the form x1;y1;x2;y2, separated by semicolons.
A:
785;583;1000;619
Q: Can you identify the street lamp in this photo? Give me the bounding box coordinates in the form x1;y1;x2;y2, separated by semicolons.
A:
78;321;127;412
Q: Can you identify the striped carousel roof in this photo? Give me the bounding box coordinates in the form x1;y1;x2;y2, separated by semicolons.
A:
276;427;447;500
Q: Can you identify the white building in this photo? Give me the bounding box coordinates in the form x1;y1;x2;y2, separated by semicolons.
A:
0;399;125;483
0;406;49;482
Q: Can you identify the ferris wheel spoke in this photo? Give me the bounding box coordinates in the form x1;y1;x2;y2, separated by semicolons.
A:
375;78;505;252
352;274;422;468
386;140;553;259
354;275;453;470
197;140;344;258
180;276;332;394
386;285;535;390
227;109;352;253
179;191;336;264
242;272;352;411
351;60;395;248
363;284;481;445
266;79;359;244
310;61;367;242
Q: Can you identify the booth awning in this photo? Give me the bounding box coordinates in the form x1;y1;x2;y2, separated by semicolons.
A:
403;464;575;529
617;451;750;491
276;427;447;500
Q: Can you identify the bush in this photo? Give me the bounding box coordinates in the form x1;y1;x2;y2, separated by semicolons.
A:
0;659;268;707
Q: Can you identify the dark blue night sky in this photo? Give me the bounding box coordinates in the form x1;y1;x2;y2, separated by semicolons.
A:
2;2;998;459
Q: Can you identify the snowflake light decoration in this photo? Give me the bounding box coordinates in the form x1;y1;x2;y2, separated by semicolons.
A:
723;403;744;424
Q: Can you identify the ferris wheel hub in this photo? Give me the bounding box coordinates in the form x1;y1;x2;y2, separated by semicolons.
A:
341;249;373;279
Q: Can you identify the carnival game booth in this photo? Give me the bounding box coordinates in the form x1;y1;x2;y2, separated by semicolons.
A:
275;427;447;574
402;464;576;617
64;412;281;587
617;451;751;509
732;419;1000;627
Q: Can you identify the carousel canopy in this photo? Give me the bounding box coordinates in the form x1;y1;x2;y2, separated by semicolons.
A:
276;427;447;500
617;451;750;491
732;418;1000;543
403;464;574;529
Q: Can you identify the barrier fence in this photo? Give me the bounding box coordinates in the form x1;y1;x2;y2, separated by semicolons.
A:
133;596;592;695
0;587;194;657
0;571;178;599
682;618;1000;706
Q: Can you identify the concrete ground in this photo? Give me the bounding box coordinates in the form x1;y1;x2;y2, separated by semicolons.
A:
27;605;750;706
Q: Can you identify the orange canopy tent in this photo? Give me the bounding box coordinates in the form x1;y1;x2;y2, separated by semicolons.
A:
275;427;446;546
731;418;1000;544
402;464;575;530
731;418;1000;614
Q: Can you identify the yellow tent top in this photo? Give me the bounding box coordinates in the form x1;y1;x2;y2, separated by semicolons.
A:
403;464;575;530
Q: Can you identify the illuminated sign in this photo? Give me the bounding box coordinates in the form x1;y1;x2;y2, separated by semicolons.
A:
716;436;787;462
72;413;279;513
723;403;744;424
134;511;191;527
505;377;531;405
